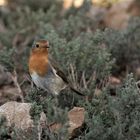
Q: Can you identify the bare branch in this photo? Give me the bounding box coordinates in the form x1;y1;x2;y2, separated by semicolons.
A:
10;70;24;102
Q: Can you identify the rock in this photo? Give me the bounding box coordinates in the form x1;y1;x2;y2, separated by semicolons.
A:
127;0;140;16
0;101;46;130
0;65;23;105
50;107;85;137
49;123;62;132
0;102;85;138
0;85;20;105
104;0;135;29
109;76;121;85
68;107;85;137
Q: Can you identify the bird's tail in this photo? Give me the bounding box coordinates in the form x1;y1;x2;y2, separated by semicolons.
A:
70;86;85;96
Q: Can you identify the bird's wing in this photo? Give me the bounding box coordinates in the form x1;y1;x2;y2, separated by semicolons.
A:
48;55;85;96
48;55;69;84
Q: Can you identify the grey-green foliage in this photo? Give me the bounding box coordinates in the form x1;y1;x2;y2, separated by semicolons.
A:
0;116;10;140
7;0;63;12
25;87;69;140
79;74;140;140
0;4;61;72
30;102;43;122
45;28;114;84
104;17;140;76
112;74;140;140
0;47;15;72
58;1;100;41
0;0;140;139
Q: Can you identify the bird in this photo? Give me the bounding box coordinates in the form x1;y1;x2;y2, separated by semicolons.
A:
28;39;84;97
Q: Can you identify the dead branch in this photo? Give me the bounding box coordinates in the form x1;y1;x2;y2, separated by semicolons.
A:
11;69;24;102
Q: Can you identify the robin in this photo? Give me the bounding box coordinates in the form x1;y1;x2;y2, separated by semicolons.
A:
28;39;84;96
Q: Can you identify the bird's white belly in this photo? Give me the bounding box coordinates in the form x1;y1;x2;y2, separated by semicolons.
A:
31;71;67;95
31;72;45;89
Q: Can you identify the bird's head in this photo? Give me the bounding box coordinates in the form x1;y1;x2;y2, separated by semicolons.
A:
31;39;50;54
29;39;50;76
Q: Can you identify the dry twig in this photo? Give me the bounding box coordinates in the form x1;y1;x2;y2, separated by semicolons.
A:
10;70;24;102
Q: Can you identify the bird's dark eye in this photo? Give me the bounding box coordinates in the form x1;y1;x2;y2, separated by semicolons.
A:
35;44;39;48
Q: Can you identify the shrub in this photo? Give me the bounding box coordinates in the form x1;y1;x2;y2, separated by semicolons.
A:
0;0;140;139
79;74;140;140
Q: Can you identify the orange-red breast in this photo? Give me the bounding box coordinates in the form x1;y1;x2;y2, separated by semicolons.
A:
28;39;84;96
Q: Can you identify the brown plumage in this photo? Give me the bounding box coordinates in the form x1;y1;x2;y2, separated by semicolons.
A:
29;47;48;76
28;39;84;96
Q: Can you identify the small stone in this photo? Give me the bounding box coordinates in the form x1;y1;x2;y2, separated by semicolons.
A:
50;107;85;137
109;76;121;85
68;107;85;136
0;101;46;130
